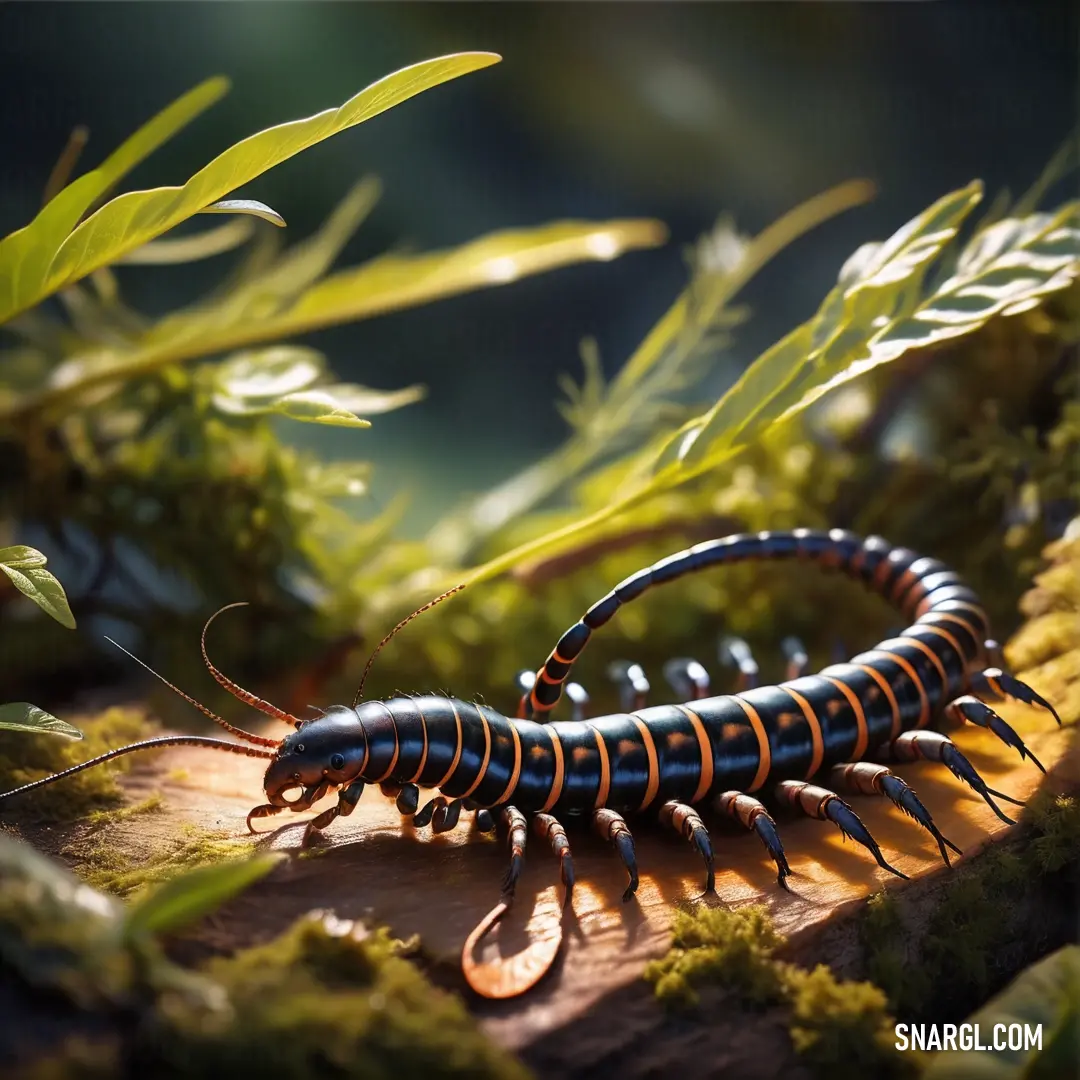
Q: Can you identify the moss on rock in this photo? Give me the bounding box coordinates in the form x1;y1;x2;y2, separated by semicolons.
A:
80;824;257;899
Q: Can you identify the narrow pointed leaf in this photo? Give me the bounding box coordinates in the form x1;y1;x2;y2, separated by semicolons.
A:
0;703;84;740
199;198;286;227
0;77;230;323
123;853;283;939
0;54;501;324
0;551;76;628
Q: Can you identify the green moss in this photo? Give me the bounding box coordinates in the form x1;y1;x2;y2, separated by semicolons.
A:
859;892;930;1015
146;910;530;1080
86;791;164;826
1024;790;1080;873
645;904;913;1077
780;962;918;1079
643;904;786;1007
0;707;153;821
81;825;256;899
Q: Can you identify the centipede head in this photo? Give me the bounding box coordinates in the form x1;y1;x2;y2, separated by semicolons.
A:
262;706;368;807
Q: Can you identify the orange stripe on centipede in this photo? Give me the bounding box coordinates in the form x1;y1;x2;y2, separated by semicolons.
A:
896;635;949;690
459;708;492;800
914;623;969;667
853;663;902;739
784;686;825;779
435;701;464;789
863;649;930;729
732;697;771;792
371;701;400;783
540;726;565;812
494;718;522;806
629;715;660;810
821;676;870;760
676;704;714;803
591;724;611;809
407;700;430;784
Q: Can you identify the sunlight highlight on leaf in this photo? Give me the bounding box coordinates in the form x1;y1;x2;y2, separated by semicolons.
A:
0;702;84;740
0;546;76;628
0;55;501;325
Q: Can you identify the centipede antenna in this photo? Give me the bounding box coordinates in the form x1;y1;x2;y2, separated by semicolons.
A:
202;603;302;729
353;583;467;708
0;735;276;803
104;636;281;748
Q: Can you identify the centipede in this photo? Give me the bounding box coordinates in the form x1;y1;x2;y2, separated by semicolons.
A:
0;528;1062;1000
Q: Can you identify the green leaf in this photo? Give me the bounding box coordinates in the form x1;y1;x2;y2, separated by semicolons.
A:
123;853;283;940
212;345;325;405
0;547;76;628
271;389;373;428
322;382;427;417
778;201;1080;422
923;945;1080;1079
0;54;501;325
198;198;285;227
13;217;666;415
0;702;84;739
0;77;231;325
0;544;48;569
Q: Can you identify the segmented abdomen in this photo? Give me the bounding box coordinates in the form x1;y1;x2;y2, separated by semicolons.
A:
356;529;990;816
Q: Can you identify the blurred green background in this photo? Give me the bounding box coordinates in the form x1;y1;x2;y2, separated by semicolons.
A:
2;1;1075;528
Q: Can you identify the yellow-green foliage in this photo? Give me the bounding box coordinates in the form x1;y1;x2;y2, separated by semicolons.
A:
1025;790;1080;874
80;824;256;899
150;912;531;1080
0;707;151;821
1006;528;1080;727
782;963;916;1079
86;791;163;826
645;904;913;1078
644;904;785;1007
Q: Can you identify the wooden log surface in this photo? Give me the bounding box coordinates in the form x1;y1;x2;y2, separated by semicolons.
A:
3;697;1075;1064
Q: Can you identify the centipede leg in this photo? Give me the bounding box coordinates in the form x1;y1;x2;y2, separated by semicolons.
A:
970;668;1062;727
659;800;714;893
781;636;809;680
533;812;575;906
719;636;758;691
775;780;909;880
593;808;639;901
607;661;650;712
301;779;365;845
501;806;528;897
433;798;463;834
566;682;590;722
888;731;1023;825
246;803;282;833
663;658;711;700
945;696;1046;774
474;808;496;833
714;791;791;888
395;783;420;816
413;796;440;828
829;763;962;867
